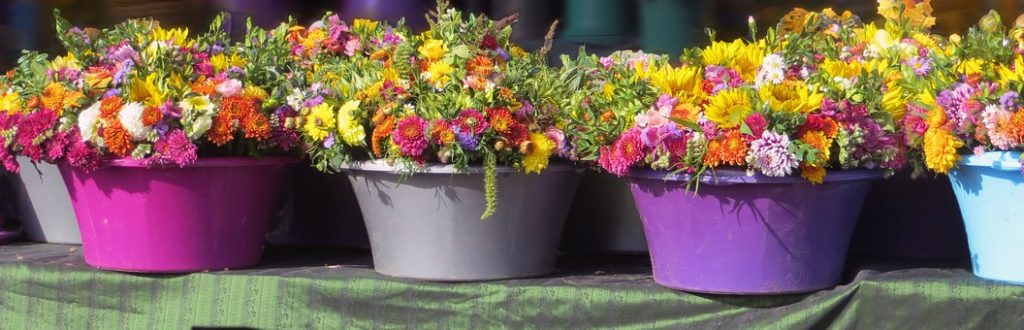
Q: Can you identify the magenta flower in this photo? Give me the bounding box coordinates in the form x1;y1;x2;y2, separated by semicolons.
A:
392;116;429;157
147;129;198;168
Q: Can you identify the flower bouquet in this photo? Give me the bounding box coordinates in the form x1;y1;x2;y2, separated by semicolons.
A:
295;2;580;281
562;7;914;293
0;51;84;243
905;10;1024;283
20;12;304;272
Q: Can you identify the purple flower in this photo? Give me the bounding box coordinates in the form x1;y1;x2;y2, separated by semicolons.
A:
106;41;140;65
160;100;182;119
904;57;932;76
599;56;613;70
303;95;325;108
515;100;534;119
453;127;479;151
654;94;678;114
382;27;402;45
323;133;336;148
1001;91;1019;109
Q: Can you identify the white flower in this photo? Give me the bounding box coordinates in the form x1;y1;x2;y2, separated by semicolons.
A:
188;115;212;139
755;54;786;88
286;89;304;110
77;102;102;142
118;102;151;140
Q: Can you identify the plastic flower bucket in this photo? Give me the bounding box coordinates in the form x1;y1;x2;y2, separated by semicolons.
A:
949;151;1024;284
12;157;81;244
58;156;296;273
343;160;581;281
266;166;369;248
850;170;968;260
562;171;647;254
627;168;880;294
560;0;634;45
638;0;705;56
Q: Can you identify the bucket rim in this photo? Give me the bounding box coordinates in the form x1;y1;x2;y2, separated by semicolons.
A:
72;155;301;169
626;167;883;185
337;159;580;175
957;151;1023;171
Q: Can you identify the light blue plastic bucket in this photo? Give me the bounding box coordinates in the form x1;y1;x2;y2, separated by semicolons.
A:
949;151;1024;284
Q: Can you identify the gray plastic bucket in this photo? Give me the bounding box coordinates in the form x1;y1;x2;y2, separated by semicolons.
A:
12;157;81;244
344;160;582;281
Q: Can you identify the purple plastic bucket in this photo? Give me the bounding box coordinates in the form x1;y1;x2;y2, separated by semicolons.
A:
58;157;296;273
627;169;880;294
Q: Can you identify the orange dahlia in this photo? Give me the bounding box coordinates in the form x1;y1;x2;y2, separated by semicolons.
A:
142;106;163;126
102;122;135;157
487;107;514;134
703;130;749;167
466;55;495;76
100;96;124;120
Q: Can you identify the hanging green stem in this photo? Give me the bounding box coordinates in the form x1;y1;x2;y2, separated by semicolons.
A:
481;151;497;220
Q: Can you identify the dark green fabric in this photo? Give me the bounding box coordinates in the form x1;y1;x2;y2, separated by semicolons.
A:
0;243;1022;329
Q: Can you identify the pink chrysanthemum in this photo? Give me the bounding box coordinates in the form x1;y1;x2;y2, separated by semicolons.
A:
147;129;198;167
66;133;101;172
16;109;58;161
392;115;429;157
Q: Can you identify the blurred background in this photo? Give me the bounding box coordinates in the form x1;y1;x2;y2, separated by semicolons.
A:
2;0;1024;67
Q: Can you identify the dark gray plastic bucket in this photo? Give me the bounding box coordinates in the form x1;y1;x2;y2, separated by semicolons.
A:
12;157;81;244
343;160;581;281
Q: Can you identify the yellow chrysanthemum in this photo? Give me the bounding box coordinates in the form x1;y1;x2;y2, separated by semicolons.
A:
800;165;826;184
304;103;336;142
0;91;22;113
243;86;269;101
650;64;703;103
522;132;556;174
923;128;963;174
337;100;366;146
418;39;448;61
705;88;752;128
382;67;400;83
510;46;527;58
426;61;454;86
800;131;833;163
128;73;167;107
757;80;823;113
210;53;248;73
302;28;328;52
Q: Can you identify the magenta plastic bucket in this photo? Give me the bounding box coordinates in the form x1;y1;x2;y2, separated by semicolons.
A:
58;157;296;273
627;169;880;294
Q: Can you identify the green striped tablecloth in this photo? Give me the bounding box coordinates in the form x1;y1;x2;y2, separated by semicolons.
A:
0;243;1021;329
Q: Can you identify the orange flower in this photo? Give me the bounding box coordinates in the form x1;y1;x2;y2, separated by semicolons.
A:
487;107;514;134
1007;110;1024;145
142;106;163;126
430;120;457;144
466;55;495;76
800;165;826;184
800;131;833;164
208;113;236;146
102;122;135;157
100;96;124;120
242;112;271;140
41;83;84;115
703;130;749;167
372;116;396;157
670;103;700;123
600;110;615;123
191;78;216;96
